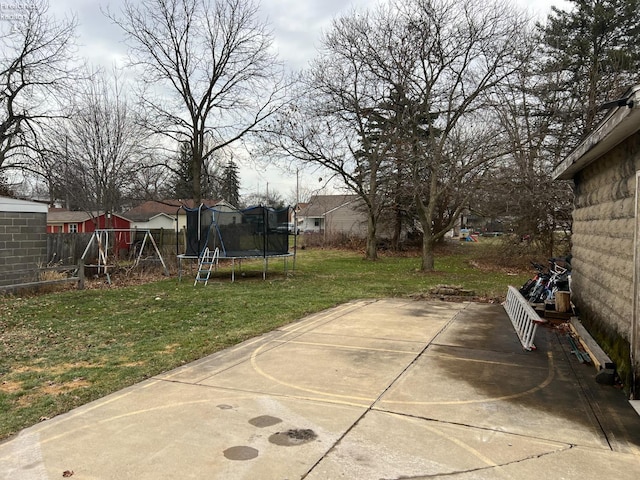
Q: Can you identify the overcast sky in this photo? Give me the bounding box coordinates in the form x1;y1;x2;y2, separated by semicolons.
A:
49;0;568;71
36;0;569;202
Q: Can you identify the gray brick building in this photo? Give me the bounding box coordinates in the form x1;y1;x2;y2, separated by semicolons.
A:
0;196;48;287
552;85;640;395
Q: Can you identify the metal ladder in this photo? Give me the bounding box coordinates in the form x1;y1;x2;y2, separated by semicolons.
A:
503;286;546;351
194;247;219;286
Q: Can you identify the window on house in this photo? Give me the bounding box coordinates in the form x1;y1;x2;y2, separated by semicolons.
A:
69;224;78;233
314;219;320;227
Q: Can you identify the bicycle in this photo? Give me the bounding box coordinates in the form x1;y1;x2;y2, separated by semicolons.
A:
520;257;571;304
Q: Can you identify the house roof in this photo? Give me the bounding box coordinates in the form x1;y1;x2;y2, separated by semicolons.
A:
47;210;92;223
299;195;361;217
553;85;640;180
123;199;231;222
147;213;176;222
123;201;183;222
47;210;131;224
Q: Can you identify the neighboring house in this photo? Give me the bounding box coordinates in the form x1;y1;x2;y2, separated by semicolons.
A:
47;209;132;254
298;195;367;237
123;199;238;231
0;196;48;286
47;210;131;233
123;201;181;231
552;84;640;394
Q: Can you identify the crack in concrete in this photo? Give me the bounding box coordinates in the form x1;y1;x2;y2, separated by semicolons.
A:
300;305;471;479
378;445;575;479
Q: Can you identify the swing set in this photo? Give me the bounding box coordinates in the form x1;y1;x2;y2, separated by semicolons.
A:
81;229;169;284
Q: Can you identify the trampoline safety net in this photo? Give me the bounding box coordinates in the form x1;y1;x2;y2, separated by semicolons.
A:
183;204;290;258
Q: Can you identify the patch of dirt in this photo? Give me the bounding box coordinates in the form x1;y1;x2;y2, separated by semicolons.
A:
17;379;92;406
119;361;146;368
161;343;181;354
0;380;22;393
409;284;504;304
10;362;100;376
41;379;91;395
468;259;526;276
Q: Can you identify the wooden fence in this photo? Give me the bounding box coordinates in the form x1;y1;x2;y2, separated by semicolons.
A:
0;230;185;294
0;263;85;294
47;229;185;266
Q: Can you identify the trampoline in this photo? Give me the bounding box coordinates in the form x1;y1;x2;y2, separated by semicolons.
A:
177;204;295;282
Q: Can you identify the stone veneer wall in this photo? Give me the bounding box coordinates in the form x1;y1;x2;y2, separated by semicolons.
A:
571;132;640;387
0;210;48;287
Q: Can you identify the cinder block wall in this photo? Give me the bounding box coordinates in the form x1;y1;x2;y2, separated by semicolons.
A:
0;211;48;286
571;132;640;387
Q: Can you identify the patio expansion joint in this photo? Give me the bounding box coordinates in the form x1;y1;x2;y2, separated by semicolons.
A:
370;407;576;449
374;443;576;480
151;377;375;408
425;342;551;370
153;329;312;385
555;329;622;452
300;304;469;479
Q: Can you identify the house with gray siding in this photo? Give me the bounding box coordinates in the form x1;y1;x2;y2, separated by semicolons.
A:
552;85;640;396
0;196;48;287
298;195;367;237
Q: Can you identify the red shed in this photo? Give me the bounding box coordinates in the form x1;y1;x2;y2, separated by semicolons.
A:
47;209;132;253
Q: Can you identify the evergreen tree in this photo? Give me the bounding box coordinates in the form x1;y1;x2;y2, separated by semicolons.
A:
540;0;640;142
172;142;193;199
171;141;222;201
220;160;240;207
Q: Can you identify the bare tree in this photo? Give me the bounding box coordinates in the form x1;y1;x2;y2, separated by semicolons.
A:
388;0;534;271
109;0;287;205
474;47;574;257
0;0;77;177
128;162;175;203
266;9;401;260
49;67;151;218
269;0;532;267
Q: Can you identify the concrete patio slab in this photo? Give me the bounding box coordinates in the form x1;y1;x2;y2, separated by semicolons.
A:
305;409;569;480
1;299;639;479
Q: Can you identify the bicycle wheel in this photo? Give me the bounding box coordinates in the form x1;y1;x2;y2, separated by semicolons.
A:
519;278;536;296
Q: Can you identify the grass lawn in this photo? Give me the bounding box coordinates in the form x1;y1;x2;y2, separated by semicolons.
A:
0;240;529;441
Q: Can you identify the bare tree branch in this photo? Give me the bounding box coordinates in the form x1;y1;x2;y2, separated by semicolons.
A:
0;0;79;176
108;0;289;204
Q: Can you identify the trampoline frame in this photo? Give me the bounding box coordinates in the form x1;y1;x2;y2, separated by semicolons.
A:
177;203;296;282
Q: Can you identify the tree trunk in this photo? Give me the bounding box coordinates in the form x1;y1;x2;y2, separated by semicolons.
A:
391;204;402;251
415;189;436;272
366;212;378;260
192;148;202;205
420;229;435;271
